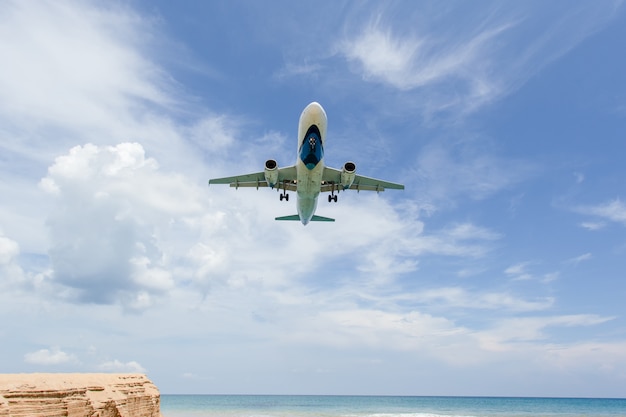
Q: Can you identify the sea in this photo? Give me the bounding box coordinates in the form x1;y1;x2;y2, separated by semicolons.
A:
160;395;626;417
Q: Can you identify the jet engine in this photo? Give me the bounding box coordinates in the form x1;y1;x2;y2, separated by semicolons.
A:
340;161;356;190
264;159;279;188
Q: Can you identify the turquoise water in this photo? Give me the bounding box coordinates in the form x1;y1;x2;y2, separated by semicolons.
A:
160;395;626;417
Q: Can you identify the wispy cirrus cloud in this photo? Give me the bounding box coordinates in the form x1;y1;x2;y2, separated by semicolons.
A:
339;18;512;103
0;1;175;137
504;261;560;284
336;2;622;117
505;262;534;281
565;252;593;266
580;221;606;231
478;314;614;346
411;287;554;312
578;199;626;227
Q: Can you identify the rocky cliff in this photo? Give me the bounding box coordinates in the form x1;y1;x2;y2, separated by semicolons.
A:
0;373;162;417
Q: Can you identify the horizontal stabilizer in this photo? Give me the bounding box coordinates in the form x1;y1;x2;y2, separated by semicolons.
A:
275;215;300;221
275;215;336;222
311;215;335;222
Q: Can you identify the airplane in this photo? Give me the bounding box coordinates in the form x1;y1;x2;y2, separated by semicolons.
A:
208;102;404;225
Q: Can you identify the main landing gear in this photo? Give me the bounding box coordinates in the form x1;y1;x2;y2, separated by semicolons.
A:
279;180;289;201
328;183;338;203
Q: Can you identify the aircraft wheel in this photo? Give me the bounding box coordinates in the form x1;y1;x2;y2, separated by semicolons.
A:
280;194;284;201
285;194;289;201
328;195;332;203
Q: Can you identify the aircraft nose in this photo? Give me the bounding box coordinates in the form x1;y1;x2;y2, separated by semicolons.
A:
304;102;327;121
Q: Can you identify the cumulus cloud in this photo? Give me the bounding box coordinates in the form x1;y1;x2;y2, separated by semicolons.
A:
97;359;146;373
0;234;19;265
40;142;200;308
0;232;36;290
24;347;77;365
34;136;502;314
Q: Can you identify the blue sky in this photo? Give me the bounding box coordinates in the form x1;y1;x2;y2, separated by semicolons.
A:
1;0;626;397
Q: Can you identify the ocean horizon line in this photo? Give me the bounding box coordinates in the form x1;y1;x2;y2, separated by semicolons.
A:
161;393;626;400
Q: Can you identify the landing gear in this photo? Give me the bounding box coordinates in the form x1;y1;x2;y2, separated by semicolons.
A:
328;183;338;203
279;180;289;201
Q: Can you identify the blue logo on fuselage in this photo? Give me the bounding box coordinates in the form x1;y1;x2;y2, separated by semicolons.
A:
300;125;323;170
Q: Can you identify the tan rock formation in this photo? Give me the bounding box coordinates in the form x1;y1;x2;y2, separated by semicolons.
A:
0;373;162;417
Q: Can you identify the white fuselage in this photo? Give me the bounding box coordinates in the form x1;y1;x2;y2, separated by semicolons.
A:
296;102;327;224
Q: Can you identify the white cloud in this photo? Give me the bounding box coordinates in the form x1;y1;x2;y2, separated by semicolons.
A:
340;20;511;102
412;287;554;312
0;233;29;288
505;262;534;281
478;314;614;348
565;252;592;266
580;221;606;231
40;142;205;308
0;234;20;265
97;359;146;373
36;140;501;313
542;341;626;372
0;1;173;133
337;3;622;117
579;199;626;226
288;308;465;353
275;61;323;79
24;347;77;365
274;304;615;370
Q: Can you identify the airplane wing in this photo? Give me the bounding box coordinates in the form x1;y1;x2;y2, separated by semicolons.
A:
208;165;297;191
322;166;404;192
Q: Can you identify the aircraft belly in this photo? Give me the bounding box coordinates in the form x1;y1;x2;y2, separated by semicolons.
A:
296;160;323;196
297;196;318;224
296;160;323;223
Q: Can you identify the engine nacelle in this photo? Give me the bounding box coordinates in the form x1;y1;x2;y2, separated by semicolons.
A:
264;159;279;188
340;161;356;190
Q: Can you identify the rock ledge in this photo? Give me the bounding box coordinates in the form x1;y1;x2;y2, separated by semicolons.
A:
0;373;162;417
